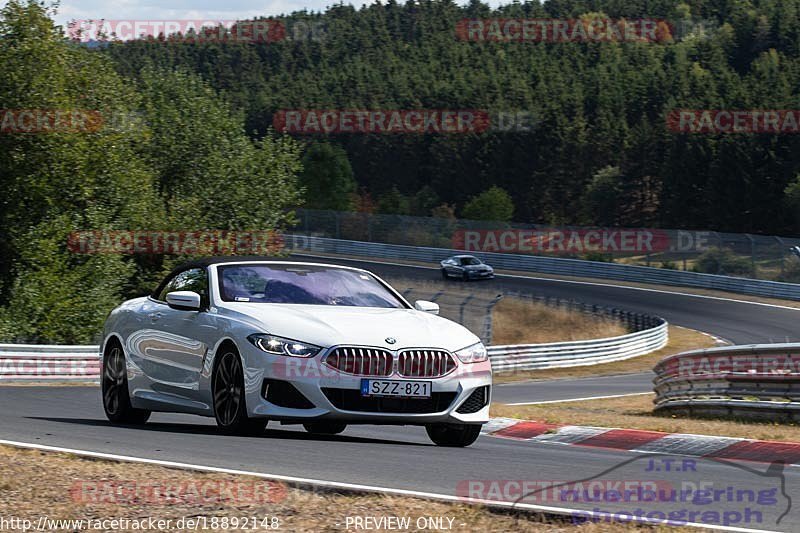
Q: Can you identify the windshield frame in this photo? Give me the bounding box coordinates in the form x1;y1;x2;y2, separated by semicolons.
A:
212;262;411;309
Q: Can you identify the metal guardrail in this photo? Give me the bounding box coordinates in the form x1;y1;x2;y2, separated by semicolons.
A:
285;235;800;301
0;344;101;381
490;319;668;372
653;344;800;421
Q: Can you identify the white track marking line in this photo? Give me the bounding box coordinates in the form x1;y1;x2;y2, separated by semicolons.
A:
505;392;652;406
675;324;733;346
0;439;778;533
632;433;745;455
292;252;800;312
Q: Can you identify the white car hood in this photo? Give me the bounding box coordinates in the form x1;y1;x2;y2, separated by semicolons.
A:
225;304;480;352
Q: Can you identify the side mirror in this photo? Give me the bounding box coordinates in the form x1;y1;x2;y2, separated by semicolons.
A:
166;291;201;311
414;300;440;315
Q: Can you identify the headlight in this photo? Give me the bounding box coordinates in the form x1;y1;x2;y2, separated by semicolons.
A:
455;342;488;364
247;334;322;358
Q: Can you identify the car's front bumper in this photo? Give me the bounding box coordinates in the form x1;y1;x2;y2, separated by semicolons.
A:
241;345;492;425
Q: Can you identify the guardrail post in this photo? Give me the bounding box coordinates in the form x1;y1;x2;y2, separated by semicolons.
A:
776;236;786;277
459;294;475;325
746;234;757;278
482;294;504;345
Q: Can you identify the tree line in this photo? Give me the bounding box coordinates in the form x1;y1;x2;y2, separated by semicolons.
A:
0;1;303;342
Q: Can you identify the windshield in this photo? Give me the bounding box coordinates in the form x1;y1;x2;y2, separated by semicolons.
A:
460;257;482;266
217;264;406;308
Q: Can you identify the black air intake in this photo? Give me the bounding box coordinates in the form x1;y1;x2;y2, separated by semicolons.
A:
262;379;315;409
456;386;490;414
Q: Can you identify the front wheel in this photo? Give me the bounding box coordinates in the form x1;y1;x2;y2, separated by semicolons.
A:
102;343;150;424
213;349;267;436
426;424;481;447
303;422;347;435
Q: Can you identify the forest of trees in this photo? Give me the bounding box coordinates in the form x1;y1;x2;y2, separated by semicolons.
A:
103;0;800;235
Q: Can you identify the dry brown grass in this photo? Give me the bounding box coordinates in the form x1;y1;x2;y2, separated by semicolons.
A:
492;298;627;346
492;326;719;384
0;445;687;532
384;276;629;347
385;277;471;296
491;393;800;442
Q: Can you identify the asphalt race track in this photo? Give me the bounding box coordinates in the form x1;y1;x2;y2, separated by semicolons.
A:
492;374;656;405
3;257;800;531
2;386;799;531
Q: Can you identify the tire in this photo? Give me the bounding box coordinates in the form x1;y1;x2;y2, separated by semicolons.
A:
303;422;347;435
461;271;469;282
426;424;482;447
441;269;449;280
102;342;150;424
212;348;267;436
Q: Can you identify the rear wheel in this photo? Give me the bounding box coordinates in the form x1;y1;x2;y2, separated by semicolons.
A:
303;422;347;435
440;269;449;280
213;349;267;436
461;271;469;282
102;342;150;424
426;424;481;447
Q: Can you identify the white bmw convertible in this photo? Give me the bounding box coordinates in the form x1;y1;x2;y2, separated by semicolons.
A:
101;257;492;447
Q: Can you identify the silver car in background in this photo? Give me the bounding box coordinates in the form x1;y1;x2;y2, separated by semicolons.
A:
101;257;492;447
440;255;495;281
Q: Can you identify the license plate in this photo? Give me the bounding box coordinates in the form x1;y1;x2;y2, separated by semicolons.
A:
361;379;432;398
